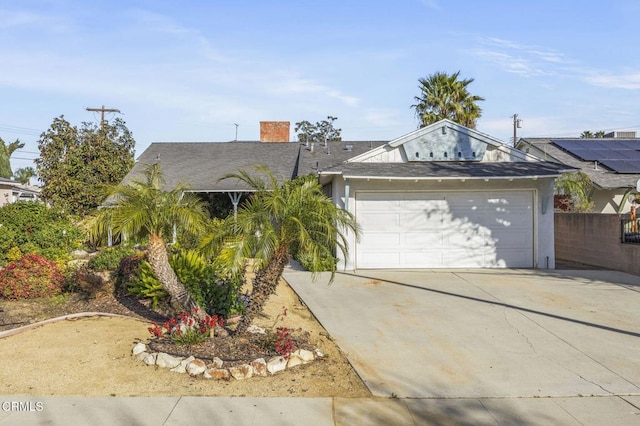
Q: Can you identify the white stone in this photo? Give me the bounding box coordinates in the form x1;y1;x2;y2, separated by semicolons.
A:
286;354;303;369
170;356;195;374
295;349;315;363
251;358;268;377
266;356;287;374
143;353;157;366
135;351;149;362
156;352;182;369
246;324;266;334
170;364;186;374
313;349;324;358
132;343;147;356
186;358;207;376
211;357;224;369
204;368;231;380
229;364;253;380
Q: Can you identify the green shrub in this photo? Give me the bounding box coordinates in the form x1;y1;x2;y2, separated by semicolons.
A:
0;253;65;300
169;248;209;306
114;252;145;289
88;245;136;271
117;248;244;316
202;261;245;317
0;202;84;266
126;260;169;308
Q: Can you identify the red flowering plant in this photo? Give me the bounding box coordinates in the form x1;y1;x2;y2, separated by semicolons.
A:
147;308;225;346
274;327;295;358
0;253;65;300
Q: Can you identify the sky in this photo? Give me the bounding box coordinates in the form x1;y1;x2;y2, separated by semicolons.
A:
3;0;640;174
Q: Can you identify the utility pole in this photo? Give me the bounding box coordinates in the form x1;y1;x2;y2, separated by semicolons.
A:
512;113;522;146
86;105;120;129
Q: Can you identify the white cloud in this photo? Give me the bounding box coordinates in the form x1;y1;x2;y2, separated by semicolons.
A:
268;77;360;107
583;72;640;90
469;37;572;77
470;49;551;77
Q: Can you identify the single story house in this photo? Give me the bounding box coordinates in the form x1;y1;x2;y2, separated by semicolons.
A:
0;177;40;207
516;133;640;214
122;120;572;270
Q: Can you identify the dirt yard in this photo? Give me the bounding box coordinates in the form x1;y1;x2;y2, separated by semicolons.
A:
0;278;370;397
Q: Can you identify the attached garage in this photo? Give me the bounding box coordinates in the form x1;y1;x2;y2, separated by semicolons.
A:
355;190;534;268
320;120;573;270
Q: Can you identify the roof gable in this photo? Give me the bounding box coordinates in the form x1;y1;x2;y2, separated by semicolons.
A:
347;119;535;164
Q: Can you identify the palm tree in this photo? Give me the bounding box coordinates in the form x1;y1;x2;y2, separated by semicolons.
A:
13;167;36;185
412;71;484;128
0;137;25;179
91;163;209;312
206;168;359;335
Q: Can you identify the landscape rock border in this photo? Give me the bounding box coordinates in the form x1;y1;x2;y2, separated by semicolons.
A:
132;342;324;381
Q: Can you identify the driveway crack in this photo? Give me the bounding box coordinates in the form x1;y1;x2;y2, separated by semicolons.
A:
502;310;538;354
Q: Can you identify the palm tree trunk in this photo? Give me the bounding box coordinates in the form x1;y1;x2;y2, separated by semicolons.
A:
146;233;202;313
234;247;290;335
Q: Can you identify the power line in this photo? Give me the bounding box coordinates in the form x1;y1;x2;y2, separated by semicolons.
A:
86;105;120;129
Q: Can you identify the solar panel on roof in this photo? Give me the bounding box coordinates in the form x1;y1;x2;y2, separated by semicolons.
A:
565;149;602;161
623;150;640;160
588;141;611;150
620;140;640;149
598;159;640;173
552;139;640;166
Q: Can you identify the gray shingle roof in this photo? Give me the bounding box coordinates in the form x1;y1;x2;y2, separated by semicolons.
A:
322;161;572;179
297;140;387;175
124;140;388;192
517;138;640;189
127;142;301;191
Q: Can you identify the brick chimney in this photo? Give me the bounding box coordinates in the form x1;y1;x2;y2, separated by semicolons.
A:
260;121;290;142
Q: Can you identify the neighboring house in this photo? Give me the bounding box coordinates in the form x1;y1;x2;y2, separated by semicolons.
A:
0;177;40;207
121;120;571;270
516;133;640;213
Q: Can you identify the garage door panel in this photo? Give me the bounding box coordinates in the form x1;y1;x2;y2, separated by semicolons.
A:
358;212;400;229
358;252;401;268
356;190;534;269
403;251;443;267
445;231;486;249
360;232;400;249
442;249;488;268
404;231;444;248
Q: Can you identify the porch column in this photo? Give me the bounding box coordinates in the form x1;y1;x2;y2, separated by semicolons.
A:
228;191;243;221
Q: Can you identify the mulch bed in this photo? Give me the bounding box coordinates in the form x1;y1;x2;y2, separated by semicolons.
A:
147;328;314;366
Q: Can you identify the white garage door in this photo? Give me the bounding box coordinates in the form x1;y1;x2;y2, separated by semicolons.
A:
355;191;534;268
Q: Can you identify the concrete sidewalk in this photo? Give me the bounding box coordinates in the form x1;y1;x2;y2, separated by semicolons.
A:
2;395;640;425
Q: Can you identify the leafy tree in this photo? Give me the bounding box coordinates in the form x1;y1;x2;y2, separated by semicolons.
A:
35;116;135;216
0;137;25;179
295;116;342;144
13;167;36;185
89;163;209;312
205;167;359;335
412;71;484;128
555;171;594;212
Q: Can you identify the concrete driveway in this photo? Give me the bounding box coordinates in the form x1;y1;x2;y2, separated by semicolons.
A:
283;268;640;401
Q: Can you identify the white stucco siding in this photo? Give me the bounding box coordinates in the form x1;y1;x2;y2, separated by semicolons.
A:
0;188;11;207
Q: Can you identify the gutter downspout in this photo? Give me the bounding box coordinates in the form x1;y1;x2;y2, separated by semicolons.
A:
344;177;350;211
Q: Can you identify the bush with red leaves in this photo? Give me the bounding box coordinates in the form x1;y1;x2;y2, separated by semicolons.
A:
0;254;65;300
